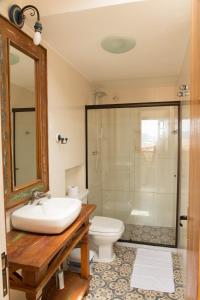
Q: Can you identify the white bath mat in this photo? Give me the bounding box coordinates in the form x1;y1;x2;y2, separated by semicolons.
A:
130;248;175;293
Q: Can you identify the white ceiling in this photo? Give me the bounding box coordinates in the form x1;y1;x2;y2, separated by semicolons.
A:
24;0;190;82
22;0;151;16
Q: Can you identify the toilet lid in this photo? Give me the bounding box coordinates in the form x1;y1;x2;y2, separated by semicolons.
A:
90;216;124;234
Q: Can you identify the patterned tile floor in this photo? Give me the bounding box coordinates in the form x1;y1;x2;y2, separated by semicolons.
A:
122;224;176;246
85;245;184;300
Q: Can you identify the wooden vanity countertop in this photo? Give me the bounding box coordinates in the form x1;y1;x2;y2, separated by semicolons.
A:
7;204;95;272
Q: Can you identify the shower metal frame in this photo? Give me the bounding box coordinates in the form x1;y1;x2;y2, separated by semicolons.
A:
85;101;181;248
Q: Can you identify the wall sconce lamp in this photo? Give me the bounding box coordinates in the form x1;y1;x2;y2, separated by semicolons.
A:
9;4;42;46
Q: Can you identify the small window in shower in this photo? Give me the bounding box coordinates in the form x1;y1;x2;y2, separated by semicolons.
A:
141;119;158;152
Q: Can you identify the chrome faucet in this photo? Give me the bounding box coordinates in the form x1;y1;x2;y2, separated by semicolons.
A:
29;190;51;204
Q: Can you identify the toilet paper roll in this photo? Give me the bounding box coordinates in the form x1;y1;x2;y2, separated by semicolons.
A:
67;186;79;198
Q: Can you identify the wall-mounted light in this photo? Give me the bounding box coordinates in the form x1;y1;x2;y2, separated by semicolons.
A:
9;4;42;46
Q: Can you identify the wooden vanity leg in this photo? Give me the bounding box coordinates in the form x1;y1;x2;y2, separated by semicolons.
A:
81;231;89;279
22;267;47;300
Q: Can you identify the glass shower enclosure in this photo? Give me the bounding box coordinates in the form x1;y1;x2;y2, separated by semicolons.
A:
86;102;180;247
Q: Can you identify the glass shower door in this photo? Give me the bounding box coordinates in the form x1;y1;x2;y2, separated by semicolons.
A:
124;106;178;246
87;105;179;247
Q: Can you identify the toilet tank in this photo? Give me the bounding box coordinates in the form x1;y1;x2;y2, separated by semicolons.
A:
67;189;89;204
78;189;89;204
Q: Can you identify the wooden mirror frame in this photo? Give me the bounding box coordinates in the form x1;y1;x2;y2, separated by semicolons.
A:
0;15;49;209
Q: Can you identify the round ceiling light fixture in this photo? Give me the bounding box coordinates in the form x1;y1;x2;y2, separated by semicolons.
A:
101;36;136;54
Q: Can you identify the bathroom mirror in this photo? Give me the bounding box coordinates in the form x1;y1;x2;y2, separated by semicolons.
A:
0;15;49;209
10;46;37;188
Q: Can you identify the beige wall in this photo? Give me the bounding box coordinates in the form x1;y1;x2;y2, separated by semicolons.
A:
93;76;178;104
48;48;91;196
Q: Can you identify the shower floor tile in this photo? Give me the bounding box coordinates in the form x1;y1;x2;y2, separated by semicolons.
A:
121;224;176;246
85;244;184;300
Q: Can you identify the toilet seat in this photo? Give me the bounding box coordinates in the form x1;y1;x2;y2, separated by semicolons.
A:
89;216;125;262
90;216;124;234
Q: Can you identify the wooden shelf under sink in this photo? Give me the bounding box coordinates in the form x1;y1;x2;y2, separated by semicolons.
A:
42;271;90;300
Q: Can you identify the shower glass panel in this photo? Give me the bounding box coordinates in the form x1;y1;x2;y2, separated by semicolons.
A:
87;104;179;247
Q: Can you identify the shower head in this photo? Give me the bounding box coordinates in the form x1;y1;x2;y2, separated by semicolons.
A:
94;91;107;105
94;91;107;98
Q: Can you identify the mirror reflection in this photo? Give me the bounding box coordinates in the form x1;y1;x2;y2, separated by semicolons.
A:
10;46;37;188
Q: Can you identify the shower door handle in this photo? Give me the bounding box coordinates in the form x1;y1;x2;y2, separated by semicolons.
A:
179;215;188;227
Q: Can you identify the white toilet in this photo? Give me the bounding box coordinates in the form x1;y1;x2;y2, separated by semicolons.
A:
68;189;124;263
89;216;125;262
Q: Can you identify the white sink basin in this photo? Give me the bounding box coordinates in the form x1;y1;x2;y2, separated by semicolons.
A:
11;198;82;234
